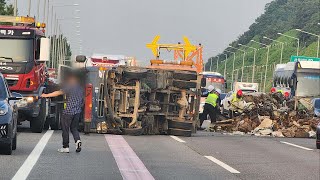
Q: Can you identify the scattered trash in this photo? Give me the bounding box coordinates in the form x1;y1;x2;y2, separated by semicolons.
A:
209;92;320;138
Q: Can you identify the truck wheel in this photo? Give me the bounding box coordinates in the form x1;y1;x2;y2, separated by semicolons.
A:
12;134;17;150
168;119;193;130
121;127;143;136
50;105;62;130
1;141;13;155
168;128;192;137
173;71;197;81
31;98;46;133
123;67;148;80
173;80;197;89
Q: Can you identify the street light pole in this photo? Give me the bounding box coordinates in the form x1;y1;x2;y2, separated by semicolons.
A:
263;36;285;63
28;0;31;16
228;46;246;82
225;50;236;89
278;33;299;56
251;40;270;92
209;57;213;71
295;29;320;57
13;0;17;16
238;44;257;83
223;54;228;78
216;56;219;72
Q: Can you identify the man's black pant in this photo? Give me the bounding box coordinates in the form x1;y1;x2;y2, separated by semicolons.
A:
61;113;81;148
200;103;217;126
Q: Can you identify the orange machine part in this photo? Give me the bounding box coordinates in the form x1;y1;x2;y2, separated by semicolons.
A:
84;84;93;123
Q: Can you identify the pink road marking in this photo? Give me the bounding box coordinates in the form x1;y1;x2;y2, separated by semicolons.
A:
105;135;155;180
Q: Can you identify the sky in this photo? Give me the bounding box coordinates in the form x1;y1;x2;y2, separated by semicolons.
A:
13;0;273;65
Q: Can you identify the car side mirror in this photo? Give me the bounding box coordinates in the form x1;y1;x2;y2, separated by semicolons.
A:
39;38;50;63
76;55;87;63
8;92;23;101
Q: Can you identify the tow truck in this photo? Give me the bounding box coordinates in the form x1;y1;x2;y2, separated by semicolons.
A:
0;15;57;133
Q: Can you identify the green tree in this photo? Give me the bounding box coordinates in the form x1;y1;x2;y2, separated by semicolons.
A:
0;0;14;16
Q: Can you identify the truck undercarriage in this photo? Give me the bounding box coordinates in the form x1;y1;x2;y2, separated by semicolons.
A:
83;66;201;137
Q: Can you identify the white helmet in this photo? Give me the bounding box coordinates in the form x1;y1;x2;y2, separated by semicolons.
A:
216;88;222;94
208;85;215;92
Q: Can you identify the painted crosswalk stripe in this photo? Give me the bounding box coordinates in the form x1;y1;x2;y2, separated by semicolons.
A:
12;130;54;180
204;156;240;174
170;135;186;143
280;141;313;151
105;135;155;180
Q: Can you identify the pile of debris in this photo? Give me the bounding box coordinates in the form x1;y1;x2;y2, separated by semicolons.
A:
210;92;320;138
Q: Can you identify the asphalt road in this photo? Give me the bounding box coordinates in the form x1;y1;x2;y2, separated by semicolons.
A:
0;125;319;180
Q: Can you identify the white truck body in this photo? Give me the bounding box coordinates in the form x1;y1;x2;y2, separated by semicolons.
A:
233;82;259;93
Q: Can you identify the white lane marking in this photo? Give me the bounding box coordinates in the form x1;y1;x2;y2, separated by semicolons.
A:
204;156;240;174
105;135;155;180
280;141;313;151
170;135;186;143
12;130;54;180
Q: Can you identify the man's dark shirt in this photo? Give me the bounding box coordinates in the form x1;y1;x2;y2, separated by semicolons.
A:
62;84;84;115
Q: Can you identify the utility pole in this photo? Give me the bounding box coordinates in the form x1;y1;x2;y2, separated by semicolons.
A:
13;0;17;16
216;56;219;72
225;50;236;89
37;0;40;20
28;0;31;16
223;54;228;78
238;44;257;83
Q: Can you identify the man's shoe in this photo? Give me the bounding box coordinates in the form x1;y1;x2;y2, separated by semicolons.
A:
76;140;82;153
58;147;70;153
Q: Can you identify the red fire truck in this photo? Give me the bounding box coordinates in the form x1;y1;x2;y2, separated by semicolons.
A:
0;15;58;133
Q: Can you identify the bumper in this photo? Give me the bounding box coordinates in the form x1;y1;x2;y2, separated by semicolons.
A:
0;137;11;144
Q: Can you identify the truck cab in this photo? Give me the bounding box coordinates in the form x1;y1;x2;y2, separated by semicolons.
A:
0;16;52;133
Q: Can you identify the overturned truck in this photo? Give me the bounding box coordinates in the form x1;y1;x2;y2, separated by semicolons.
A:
79;65;201;137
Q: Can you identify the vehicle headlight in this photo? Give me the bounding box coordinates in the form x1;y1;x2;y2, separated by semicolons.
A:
0;104;8;116
0;124;7;137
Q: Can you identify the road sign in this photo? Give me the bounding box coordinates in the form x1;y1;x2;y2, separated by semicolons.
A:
290;56;320;62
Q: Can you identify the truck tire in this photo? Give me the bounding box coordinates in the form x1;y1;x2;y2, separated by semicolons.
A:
168;128;192;137
173;80;197;89
121;127;143;136
123;67;148;80
30;98;46;133
173;71;197;81
12;134;17;150
50;104;62;130
168;119;193;130
1;141;13;155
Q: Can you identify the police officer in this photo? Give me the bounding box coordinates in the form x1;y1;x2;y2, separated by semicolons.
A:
200;85;221;127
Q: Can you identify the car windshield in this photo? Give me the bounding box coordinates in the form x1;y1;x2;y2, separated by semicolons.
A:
0;78;8;99
314;99;320;109
0;39;33;62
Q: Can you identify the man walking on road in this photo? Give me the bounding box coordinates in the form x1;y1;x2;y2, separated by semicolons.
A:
41;73;84;153
199;85;221;128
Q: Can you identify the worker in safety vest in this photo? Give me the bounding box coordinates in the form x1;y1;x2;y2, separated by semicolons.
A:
199;85;221;128
227;90;244;117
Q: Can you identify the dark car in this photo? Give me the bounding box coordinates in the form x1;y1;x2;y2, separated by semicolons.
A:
0;73;21;155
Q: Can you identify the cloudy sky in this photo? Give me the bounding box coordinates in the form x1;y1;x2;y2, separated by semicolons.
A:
14;0;273;65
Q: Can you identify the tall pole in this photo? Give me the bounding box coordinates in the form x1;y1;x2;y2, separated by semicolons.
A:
43;0;47;22
14;0;17;16
296;39;300;56
209;57;213;71
223;54;227;78
252;49;256;83
318;36;320;58
28;0;32;16
278;33;299;56
280;43;284;63
295;29;320;57
263;46;270;92
241;52;245;82
232;53;235;88
216;56;219;72
37;0;41;20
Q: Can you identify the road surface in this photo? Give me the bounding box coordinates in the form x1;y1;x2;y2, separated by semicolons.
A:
0;126;319;180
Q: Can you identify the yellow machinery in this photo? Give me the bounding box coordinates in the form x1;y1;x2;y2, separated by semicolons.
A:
146;35;203;73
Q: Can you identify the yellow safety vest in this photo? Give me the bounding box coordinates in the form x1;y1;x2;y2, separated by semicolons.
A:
231;93;241;103
205;93;219;107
